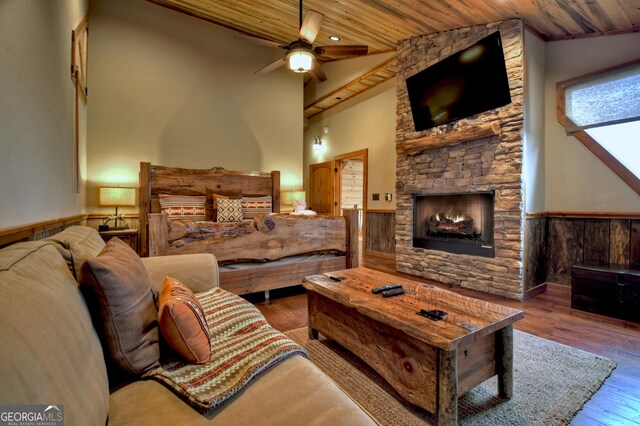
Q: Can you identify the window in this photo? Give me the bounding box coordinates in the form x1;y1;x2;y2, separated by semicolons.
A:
585;121;640;180
557;59;640;195
564;62;640;133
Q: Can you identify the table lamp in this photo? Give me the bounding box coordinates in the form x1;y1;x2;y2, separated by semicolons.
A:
99;186;136;230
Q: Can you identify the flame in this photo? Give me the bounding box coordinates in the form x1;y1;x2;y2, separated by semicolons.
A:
435;212;467;223
449;214;466;223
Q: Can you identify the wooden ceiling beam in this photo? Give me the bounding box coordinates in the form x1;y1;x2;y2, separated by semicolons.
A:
304;57;397;119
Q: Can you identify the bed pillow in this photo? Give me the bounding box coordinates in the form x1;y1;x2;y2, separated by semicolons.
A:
207;192;241;221
242;195;273;220
159;194;206;221
159;276;211;364
216;198;243;222
79;237;160;375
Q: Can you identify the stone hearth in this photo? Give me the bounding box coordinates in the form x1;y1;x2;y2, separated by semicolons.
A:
395;19;525;300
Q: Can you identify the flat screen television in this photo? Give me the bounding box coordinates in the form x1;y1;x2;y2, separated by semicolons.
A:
405;31;511;132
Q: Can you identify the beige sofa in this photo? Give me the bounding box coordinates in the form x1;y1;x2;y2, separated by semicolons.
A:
0;226;375;426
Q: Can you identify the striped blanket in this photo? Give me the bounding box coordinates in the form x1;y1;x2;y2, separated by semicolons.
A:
144;287;309;412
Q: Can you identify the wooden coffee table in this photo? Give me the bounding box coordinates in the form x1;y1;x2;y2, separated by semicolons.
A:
302;267;524;426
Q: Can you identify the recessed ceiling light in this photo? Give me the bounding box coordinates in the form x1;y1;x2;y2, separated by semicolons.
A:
328;35;340;41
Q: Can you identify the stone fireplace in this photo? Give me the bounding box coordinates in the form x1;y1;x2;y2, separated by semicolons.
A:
395;19;525;300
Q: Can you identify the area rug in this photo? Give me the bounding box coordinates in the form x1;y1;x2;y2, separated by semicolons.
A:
285;328;616;426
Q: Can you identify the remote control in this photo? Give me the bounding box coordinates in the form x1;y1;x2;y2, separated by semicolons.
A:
328;276;343;282
417;309;448;321
382;287;406;297
371;284;402;294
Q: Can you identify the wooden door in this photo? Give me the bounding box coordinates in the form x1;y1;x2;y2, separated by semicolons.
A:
309;161;336;215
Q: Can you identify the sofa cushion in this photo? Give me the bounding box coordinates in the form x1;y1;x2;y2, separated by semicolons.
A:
159;276;211;364
79;238;160;375
146;287;308;411
45;225;105;279
0;241;109;425
108;356;376;425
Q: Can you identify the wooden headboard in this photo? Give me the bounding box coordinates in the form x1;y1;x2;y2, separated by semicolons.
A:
139;162;280;256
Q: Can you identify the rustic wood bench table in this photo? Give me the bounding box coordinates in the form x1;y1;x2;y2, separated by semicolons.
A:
303;267;524;426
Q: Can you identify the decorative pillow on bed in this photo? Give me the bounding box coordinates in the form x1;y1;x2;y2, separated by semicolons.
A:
207;192;241;221
242;195;273;219
159;276;211;364
159;194;206;221
216;198;243;222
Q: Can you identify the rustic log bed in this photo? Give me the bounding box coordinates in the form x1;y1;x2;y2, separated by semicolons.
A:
139;162;358;296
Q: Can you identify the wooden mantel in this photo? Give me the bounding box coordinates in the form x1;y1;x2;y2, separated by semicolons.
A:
396;122;502;155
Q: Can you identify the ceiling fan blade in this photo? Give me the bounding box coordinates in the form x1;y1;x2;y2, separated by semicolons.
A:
255;58;286;75
236;33;285;49
299;10;324;43
309;66;327;82
315;45;369;60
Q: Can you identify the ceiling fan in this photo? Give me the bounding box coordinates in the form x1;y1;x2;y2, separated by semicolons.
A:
239;0;369;82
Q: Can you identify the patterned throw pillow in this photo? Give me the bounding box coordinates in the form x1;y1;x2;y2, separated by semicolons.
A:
159;194;206;221
242;195;273;220
158;276;211;364
216;198;243;222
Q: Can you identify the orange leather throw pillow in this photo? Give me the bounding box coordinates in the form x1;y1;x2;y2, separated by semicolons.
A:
159;276;211;364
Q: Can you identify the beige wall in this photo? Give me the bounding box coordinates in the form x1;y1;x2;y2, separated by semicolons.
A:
523;29;546;213
304;84;396;211
544;32;640;211
0;0;88;229
87;0;303;214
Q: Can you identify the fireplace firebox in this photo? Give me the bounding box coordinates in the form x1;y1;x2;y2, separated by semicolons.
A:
413;192;495;258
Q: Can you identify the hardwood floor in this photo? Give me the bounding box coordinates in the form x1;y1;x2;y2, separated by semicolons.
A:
243;250;640;425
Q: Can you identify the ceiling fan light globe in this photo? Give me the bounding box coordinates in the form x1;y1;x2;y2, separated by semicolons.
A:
287;49;315;73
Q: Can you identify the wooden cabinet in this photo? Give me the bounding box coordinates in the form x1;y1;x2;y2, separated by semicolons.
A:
99;229;139;254
571;265;640;323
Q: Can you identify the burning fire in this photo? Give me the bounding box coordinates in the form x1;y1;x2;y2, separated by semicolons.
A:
434;212;467;223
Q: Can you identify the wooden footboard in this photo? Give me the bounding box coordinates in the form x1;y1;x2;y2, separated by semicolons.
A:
149;213;347;259
148;210;359;294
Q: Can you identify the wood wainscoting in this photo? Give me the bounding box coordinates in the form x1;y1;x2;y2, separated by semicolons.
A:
526;212;640;286
365;209;396;255
0;214;88;248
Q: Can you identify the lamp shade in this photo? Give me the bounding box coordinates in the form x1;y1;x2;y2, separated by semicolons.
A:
282;190;305;205
99;187;136;206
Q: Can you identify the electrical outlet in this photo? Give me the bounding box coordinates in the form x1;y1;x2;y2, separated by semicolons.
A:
372;193;380;201
385;193;393;202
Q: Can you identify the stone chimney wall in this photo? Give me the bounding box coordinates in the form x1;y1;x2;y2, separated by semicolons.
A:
395;19;525;300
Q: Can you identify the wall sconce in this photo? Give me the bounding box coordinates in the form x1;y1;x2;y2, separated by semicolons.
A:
313;136;323;152
99;186;136;230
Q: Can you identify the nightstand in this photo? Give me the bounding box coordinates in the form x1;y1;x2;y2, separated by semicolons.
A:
99;228;139;254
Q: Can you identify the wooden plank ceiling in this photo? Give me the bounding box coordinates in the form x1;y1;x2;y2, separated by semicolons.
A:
149;0;640;117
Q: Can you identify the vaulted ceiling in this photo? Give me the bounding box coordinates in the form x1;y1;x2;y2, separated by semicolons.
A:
148;0;640;117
